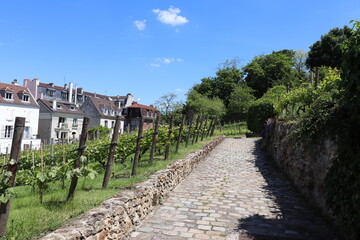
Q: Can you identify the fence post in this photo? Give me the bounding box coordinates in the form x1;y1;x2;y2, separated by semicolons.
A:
0;117;25;237
191;115;200;145
149;114;160;165
102;116;121;189
164;115;173;160
131;117;144;176
185;116;194;147
201;116;209;141
175;114;186;153
67;117;89;200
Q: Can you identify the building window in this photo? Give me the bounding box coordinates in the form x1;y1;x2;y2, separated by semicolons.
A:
22;94;30;102
57;105;62;109
104;120;108;128
47;89;55;97
24;126;30;139
70;105;75;111
111;121;115;128
58;117;66;127
73;118;78;127
61;91;68;100
4;92;13;100
4;125;13;138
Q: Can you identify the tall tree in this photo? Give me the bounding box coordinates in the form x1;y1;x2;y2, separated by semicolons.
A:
186;90;226;117
226;85;256;121
243;50;297;98
306;26;352;70
193;59;243;106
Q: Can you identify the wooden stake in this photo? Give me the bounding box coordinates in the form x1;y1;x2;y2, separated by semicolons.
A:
131;117;144;176
0;117;25;236
102;116;121;189
67;117;89;200
185;116;194;147
201;116;209;141
164;116;173;160
175;115;186;153
149;114;160;165
191;115;200;145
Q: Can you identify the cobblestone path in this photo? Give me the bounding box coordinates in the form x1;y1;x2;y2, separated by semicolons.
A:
131;138;341;240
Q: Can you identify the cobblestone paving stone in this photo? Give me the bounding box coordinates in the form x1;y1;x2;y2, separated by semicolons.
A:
132;138;341;240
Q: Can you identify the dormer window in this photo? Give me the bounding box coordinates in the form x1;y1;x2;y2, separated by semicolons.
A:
70;105;75;111
5;92;13;100
57;105;62;109
22;94;30;102
47;89;55;97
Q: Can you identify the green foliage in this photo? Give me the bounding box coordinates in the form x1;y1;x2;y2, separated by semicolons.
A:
187;90;226;117
0;169;14;204
247;101;275;133
276;68;342;119
226;85;255;121
88;125;111;139
243;49;299;98
306;26;352;69
192;60;243;106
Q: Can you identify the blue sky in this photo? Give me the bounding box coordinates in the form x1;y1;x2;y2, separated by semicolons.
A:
1;0;359;105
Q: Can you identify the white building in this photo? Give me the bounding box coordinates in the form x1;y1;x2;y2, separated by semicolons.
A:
0;80;41;154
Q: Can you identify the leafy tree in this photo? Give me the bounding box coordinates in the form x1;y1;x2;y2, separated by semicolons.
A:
193;59;243;106
226;85;256;121
186;90;226;117
306;26;352;70
154;93;183;123
243;50;298;98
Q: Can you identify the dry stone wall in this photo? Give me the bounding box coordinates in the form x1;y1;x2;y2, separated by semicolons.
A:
264;122;337;219
42;136;225;240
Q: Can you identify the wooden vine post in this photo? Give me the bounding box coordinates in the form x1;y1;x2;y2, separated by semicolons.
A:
0;117;25;237
67;117;89;200
206;118;214;137
102;116;121;189
195;115;205;143
149;114;160;165
164;115;173;160
210;118;217;136
131;117;144;176
175;114;186;153
185;116;194;147
201;116;209;141
191;115;200;145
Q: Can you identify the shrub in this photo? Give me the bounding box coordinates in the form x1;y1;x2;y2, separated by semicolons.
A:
247;101;275;133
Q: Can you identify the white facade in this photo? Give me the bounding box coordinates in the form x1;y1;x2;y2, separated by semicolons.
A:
0;103;41;154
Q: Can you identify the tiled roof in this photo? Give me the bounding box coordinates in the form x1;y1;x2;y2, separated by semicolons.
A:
88;96;124;119
0;82;38;107
38;99;85;115
126;102;159;111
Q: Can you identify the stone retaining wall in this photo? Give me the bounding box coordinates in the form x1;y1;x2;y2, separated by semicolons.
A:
264;122;337;218
42;136;225;240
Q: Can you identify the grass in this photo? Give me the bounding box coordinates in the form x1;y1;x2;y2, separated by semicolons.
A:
3;137;216;240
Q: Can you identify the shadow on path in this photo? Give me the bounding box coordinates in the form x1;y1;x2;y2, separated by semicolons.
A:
235;139;342;240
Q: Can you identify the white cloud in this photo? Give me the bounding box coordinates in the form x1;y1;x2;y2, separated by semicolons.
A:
155;58;184;64
149;63;161;67
152;6;189;26
176;88;186;92
134;20;146;31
